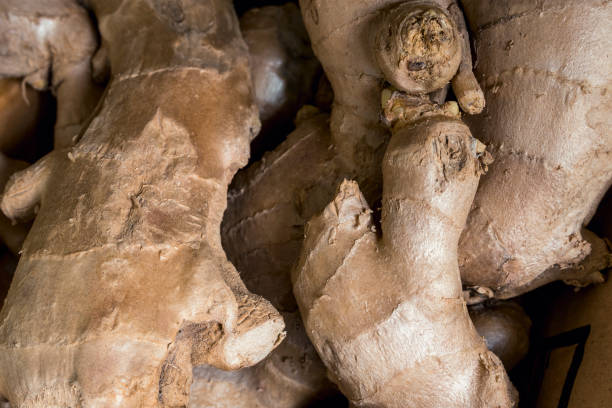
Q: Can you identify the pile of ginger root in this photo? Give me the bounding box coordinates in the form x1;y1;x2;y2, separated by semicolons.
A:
0;0;610;407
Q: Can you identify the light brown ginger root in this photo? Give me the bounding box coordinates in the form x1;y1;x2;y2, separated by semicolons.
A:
457;0;612;298
215;0;486;405
0;1;285;406
0;0;102;148
299;0;484;173
293;112;515;407
469;301;531;371
193;113;340;408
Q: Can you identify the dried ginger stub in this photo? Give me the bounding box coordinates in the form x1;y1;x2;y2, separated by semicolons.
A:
0;0;284;406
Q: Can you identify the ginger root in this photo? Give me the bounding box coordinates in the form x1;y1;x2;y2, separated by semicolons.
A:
457;0;612;298
0;1;284;406
0;0;102;148
470;301;531;371
293;114;515;407
217;0;486;404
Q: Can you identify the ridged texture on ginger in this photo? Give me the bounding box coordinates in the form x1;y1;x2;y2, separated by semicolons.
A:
0;0;101;147
0;1;284;406
458;0;612;298
218;0;486;404
293;117;516;407
218;113;342;406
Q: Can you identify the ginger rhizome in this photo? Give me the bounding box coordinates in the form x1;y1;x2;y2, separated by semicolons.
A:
293;112;515;407
0;0;102;148
0;1;284;406
469;301;531;371
457;0;612;298
218;1;486;404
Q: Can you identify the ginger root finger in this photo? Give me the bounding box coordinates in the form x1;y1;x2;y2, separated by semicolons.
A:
293;117;516;407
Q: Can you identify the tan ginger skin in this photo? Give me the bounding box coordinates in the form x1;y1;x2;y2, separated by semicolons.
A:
456;0;612;299
217;0;487;405
292;113;515;406
0;0;102;148
187;6;331;407
0;0;286;406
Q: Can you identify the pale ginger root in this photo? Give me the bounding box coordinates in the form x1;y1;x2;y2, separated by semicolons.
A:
470;301;531;371
0;0;285;406
456;0;612;298
241;3;320;159
0;0;103;148
292;115;515;407
216;0;486;405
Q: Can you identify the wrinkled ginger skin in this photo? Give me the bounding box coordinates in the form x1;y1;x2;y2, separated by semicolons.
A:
193;11;340;401
458;0;612;298
293;117;516;408
300;0;483;173
215;0;485;405
0;1;285;407
216;113;342;407
0;0;101;148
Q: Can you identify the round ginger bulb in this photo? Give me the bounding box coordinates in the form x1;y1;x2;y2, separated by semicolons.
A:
372;3;462;94
470;301;532;371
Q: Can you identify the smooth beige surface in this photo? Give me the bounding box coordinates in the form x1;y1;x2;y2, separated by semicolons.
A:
293;116;515;407
0;1;284;406
0;0;101;148
458;0;612;298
